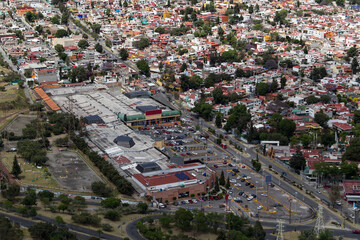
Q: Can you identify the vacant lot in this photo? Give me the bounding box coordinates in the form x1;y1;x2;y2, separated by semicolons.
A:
1;152;59;189
4;114;36;136
47;150;102;192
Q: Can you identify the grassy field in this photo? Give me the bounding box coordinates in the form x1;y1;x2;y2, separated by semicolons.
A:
37;205;144;239
1;152;60;189
0;84;18;103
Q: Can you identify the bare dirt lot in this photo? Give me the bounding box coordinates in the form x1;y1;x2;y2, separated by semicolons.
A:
4;114;36;136
46;150;102;192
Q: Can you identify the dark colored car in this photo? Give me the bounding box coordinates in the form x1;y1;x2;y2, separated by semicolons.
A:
239;191;244;196
249;185;255;188
245;182;250;186
189;200;193;204
233;169;239;173
352;230;360;234
240;178;245;182
214;164;218;168
228;164;233;167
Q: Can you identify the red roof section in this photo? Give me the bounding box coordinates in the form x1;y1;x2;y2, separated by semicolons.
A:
133;170;195;186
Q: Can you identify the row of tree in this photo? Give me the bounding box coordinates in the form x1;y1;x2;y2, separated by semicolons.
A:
71;135;134;195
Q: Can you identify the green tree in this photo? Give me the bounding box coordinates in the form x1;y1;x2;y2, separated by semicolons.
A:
256;82;268;96
137;202;148;214
134;38;150;50
213;88;226;104
174;208;193;231
51;15;60;24
321;133;335;148
215;112;223;128
270;79;278;92
329;185;341;208
101;197;121;209
352;57;359;74
11;155;22;178
314;111;329;128
0;215;23;240
91;181;113;197
251;159;262;172
104;210;120;221
180;62;187;72
280;76;287;89
253;220;266;240
2;183;20;201
279;118;296;138
55;44;65;53
22;189;37;207
29;222;57;240
342;137;360;161
91;24;101;34
300;134;312;148
214;176;220;192
347;46;358;58
136;59;150;77
119;48;129;60
289;147;306;173
159;216;171;228
94;43;103;53
77;40;89;49
320;95;331;104
219;170;225;186
225;176;230;189
105;39;112;48
55;29;69;38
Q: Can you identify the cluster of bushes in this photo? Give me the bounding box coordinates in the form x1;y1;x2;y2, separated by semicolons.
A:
17;139;48;166
72;212;101;227
137;209;266;240
71;135;134;195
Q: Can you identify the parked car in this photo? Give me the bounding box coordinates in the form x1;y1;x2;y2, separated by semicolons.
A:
247;196;254;201
230;179;236;183
257;206;263;210
188;200;193;204
214;164;218;168
352;230;360;234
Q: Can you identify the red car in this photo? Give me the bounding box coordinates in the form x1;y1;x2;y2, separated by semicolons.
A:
168;143;174;146
190;117;194;121
180;153;186;157
210;196;214;200
214;164;218;168
353;230;360;234
223;161;228;164
188;200;193;204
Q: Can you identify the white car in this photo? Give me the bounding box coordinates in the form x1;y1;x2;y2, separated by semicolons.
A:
257;206;263;210
234;183;241;187
192;199;198;203
247;196;254;201
230;179;236;183
260;193;267;197
244;176;251;180
184;200;189;204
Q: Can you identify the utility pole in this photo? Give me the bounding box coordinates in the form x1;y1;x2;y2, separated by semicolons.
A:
276;219;284;240
315;204;325;236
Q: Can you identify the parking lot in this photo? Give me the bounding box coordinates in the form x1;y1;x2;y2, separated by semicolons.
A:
135;116;312;222
209;158;313;222
138;123;229;164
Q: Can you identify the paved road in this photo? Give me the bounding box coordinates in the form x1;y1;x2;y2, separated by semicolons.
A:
0;211;92;240
126;211;356;240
